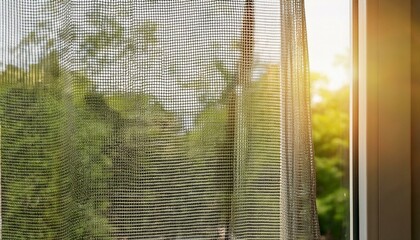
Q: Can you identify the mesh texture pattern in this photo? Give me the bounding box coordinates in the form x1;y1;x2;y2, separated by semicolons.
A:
0;0;319;239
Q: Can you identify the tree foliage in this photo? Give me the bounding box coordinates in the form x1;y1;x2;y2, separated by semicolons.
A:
1;1;350;238
0;53;73;239
0;57;350;239
311;72;350;240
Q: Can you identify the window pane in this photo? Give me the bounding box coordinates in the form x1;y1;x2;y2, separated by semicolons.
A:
306;0;351;239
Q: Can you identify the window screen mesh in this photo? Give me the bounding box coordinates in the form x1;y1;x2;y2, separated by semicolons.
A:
0;0;320;239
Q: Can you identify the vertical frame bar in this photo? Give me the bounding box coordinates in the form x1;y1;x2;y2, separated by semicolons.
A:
412;0;420;238
350;0;359;239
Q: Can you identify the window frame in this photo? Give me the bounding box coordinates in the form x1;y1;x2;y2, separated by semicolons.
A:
351;0;359;239
357;0;411;239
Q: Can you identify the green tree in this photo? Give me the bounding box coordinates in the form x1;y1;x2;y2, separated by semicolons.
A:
311;72;350;240
0;53;114;239
231;65;281;239
185;104;233;238
0;54;72;239
69;75;116;239
103;94;189;238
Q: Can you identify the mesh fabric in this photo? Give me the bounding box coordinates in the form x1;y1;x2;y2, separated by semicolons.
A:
0;0;319;239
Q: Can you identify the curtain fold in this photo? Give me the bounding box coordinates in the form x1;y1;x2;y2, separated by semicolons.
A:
0;0;320;239
280;0;320;238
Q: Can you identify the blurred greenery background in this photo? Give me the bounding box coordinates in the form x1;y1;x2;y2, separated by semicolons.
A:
0;1;350;239
311;69;350;240
0;55;350;240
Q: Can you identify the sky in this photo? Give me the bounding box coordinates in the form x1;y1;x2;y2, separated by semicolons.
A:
0;0;350;88
0;1;21;69
0;0;350;129
306;0;351;89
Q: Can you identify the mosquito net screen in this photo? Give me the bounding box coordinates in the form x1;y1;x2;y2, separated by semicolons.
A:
0;0;319;239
